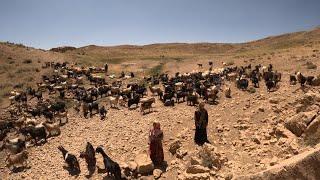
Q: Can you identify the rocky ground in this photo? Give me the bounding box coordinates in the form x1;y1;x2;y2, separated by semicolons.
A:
1;74;320;179
1;28;320;179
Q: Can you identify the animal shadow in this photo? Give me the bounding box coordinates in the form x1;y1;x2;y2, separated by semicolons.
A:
10;166;30;173
63;165;80;176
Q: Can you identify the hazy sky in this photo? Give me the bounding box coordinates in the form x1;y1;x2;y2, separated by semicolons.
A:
0;0;319;49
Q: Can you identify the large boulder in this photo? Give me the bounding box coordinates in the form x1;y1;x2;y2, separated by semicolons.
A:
284;111;318;137
303;116;320;145
234;146;320;180
134;154;154;174
294;92;320;112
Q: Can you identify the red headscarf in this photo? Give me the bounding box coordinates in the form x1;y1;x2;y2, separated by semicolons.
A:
149;122;162;141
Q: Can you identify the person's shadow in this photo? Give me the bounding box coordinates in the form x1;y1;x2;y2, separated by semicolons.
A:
154;160;168;173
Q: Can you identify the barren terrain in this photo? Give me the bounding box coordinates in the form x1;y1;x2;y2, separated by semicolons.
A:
1;27;320;179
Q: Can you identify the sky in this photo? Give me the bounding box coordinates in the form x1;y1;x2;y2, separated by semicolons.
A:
0;0;320;49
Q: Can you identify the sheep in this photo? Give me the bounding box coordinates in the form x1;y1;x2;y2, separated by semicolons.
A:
149;86;162;96
80;142;96;175
290;75;297;85
108;96;120;108
296;72;307;86
20;125;47;145
306;76;315;85
82;102;89;118
174;82;184;91
58;146;80;174
118;96;127;107
225;87;231;98
164;99;175;106
236;78;249;90
187;93;199;106
88;101;99;117
5;150;28;170
140;97;155;114
266;80;276;92
111;87;120;95
99;106;107;120
96;146;121;179
175;91;187;103
4;137;26;154
56;111;68;125
43;122;61;137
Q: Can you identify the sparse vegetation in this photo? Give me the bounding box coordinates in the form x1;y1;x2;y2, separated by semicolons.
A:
148;63;164;75
305;61;317;69
23;59;32;64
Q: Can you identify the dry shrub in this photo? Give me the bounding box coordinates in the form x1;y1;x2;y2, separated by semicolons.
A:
305;61;317;69
23;59;32;64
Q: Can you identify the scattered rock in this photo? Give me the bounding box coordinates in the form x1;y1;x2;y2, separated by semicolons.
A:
258;106;265;112
269;97;280;104
153;169;163;179
304;116;320;145
184;173;210;180
186;165;210;174
169;139;182;155
134;154;154;174
234;146;320;179
176;148;188;159
128;161;138;171
284;111;318;137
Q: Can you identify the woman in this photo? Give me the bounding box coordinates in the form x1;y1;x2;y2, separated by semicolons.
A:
194;102;209;145
149;122;164;166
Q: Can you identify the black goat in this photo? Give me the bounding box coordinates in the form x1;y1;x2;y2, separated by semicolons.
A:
187;94;198;106
80;142;96;175
88;101;99;117
236;78;249;90
96;146;121;179
290;75;297;85
175;91;187;103
58;146;80;174
266;80;276;92
20;125;47;145
128;94;140;108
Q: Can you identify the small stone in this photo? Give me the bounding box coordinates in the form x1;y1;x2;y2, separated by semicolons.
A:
153;169;163;179
169;139;182;155
186;165;210;174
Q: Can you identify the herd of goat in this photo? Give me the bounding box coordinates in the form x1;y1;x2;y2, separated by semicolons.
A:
0;60;319;178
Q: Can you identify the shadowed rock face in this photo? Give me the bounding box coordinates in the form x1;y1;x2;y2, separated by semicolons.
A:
234;145;320;180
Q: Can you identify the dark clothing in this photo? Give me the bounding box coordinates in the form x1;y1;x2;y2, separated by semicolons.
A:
194;108;209;145
195;127;209;145
149;130;164;165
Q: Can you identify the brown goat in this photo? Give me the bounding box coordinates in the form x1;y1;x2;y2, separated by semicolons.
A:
6;150;28;170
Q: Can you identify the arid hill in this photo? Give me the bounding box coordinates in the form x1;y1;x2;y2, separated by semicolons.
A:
0;27;320;179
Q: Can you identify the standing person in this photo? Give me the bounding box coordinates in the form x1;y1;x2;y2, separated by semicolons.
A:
194;102;209;145
149;121;164;166
104;63;108;74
